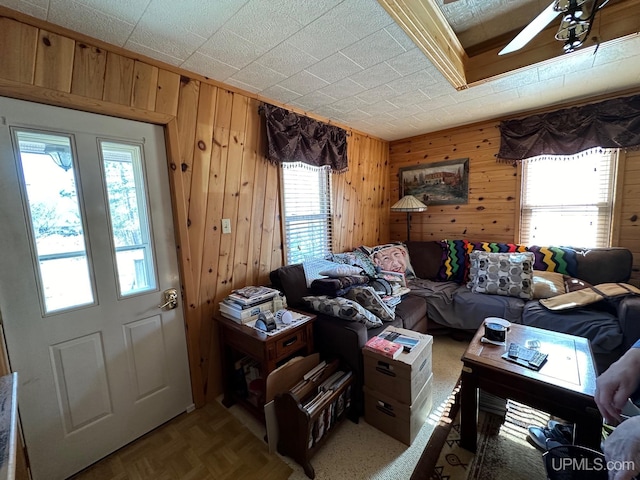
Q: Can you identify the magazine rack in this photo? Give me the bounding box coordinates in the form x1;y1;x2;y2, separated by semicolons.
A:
274;359;353;479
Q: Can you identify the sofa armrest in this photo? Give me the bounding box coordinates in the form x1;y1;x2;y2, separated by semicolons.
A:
617;296;640;351
313;314;370;417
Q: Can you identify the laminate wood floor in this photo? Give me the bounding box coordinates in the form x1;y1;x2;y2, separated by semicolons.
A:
70;401;292;480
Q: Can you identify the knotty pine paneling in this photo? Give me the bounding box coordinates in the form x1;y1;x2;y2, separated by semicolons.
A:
389;121;640;285
0;13;391;407
389;121;518;243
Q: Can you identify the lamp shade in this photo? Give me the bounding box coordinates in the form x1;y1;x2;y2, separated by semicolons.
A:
390;195;428;212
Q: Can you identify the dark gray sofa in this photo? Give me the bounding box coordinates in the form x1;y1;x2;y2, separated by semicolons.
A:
270;242;640;416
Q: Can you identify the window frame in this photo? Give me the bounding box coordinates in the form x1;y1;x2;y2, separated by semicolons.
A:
518;149;618;248
279;162;333;265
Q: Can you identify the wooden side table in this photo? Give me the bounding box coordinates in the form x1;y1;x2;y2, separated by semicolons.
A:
459;323;601;452
216;311;316;420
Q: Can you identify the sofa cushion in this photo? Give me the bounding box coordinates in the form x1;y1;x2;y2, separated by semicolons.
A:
302;295;383;328
572;247;633;285
395;294;427;331
406;241;444;280
467;251;535;300
437;239;469;283
271;263;309;308
345;286;395;321
532;271;565;299
359;242;416;278
521;301;623;355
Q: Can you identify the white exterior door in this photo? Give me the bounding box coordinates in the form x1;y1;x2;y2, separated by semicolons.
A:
0;97;193;480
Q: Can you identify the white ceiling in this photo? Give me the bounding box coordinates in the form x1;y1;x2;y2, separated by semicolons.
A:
2;0;640;141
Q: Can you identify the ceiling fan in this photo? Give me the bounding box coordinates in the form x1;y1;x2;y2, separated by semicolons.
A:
498;0;610;55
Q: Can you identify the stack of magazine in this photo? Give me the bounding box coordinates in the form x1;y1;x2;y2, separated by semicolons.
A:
288;361;353;448
219;286;281;324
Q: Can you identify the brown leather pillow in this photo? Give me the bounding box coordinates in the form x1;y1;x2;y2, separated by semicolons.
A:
563;275;593;293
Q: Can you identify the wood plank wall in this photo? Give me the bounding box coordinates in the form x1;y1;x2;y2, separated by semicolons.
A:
389;118;640;286
0;12;390;407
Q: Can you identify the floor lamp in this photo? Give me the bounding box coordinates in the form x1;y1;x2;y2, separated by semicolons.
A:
390;195;428;242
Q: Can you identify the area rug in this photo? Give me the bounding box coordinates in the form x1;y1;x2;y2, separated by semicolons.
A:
412;384;549;480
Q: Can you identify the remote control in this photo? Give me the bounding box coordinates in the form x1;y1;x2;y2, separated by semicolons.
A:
508;342;519;358
528;351;548;370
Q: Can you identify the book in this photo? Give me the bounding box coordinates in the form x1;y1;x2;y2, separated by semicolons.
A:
219;299;273;320
303;361;327;381
377;330;420;352
230;286;280;305
226;291;278;307
363;336;403;359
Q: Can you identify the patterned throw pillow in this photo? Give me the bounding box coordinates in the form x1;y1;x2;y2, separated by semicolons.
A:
302;295;383;328
526;246;578;276
328;250;377;277
437;239;469;283
345;286;395;321
467;251;535;299
359;243;416;278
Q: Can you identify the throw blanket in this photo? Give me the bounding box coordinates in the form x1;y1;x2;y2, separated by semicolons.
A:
540;283;640;311
310;275;369;297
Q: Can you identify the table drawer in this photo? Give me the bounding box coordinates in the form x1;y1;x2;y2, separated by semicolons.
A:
276;328;307;359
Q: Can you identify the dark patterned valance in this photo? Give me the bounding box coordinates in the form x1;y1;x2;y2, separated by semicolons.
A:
497;93;640;161
260;103;348;173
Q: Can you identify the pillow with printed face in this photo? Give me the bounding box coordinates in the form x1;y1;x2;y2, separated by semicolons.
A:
359;243;416;278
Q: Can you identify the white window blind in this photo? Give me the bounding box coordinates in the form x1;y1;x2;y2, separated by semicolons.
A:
281;162;333;265
520;148;617;248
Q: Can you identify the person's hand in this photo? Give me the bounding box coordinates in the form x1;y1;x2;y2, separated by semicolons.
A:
595;348;640;424
603;416;640;480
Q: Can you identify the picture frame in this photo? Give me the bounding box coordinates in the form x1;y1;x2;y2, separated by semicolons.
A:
399;158;469;205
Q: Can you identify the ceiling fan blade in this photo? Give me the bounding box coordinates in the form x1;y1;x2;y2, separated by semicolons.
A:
498;1;560;55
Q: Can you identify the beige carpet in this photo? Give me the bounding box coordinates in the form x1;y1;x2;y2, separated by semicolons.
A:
225;335;468;480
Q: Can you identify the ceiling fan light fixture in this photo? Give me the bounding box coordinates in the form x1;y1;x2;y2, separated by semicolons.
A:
555;17;589;41
554;0;587;13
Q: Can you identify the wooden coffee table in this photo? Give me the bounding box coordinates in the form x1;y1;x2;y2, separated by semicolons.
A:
460;323;602;452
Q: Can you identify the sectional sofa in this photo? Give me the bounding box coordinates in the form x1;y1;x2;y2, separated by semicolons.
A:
270;240;639;416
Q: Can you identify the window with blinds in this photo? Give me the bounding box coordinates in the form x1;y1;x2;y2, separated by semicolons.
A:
281;162;333;265
520;149;617;248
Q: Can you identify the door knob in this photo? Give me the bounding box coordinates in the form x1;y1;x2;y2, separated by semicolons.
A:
158;288;178;309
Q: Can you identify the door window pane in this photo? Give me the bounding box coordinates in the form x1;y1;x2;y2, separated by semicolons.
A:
14;130;95;313
99;141;156;296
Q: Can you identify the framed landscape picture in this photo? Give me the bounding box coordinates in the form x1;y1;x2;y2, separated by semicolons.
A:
399;158;469;205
